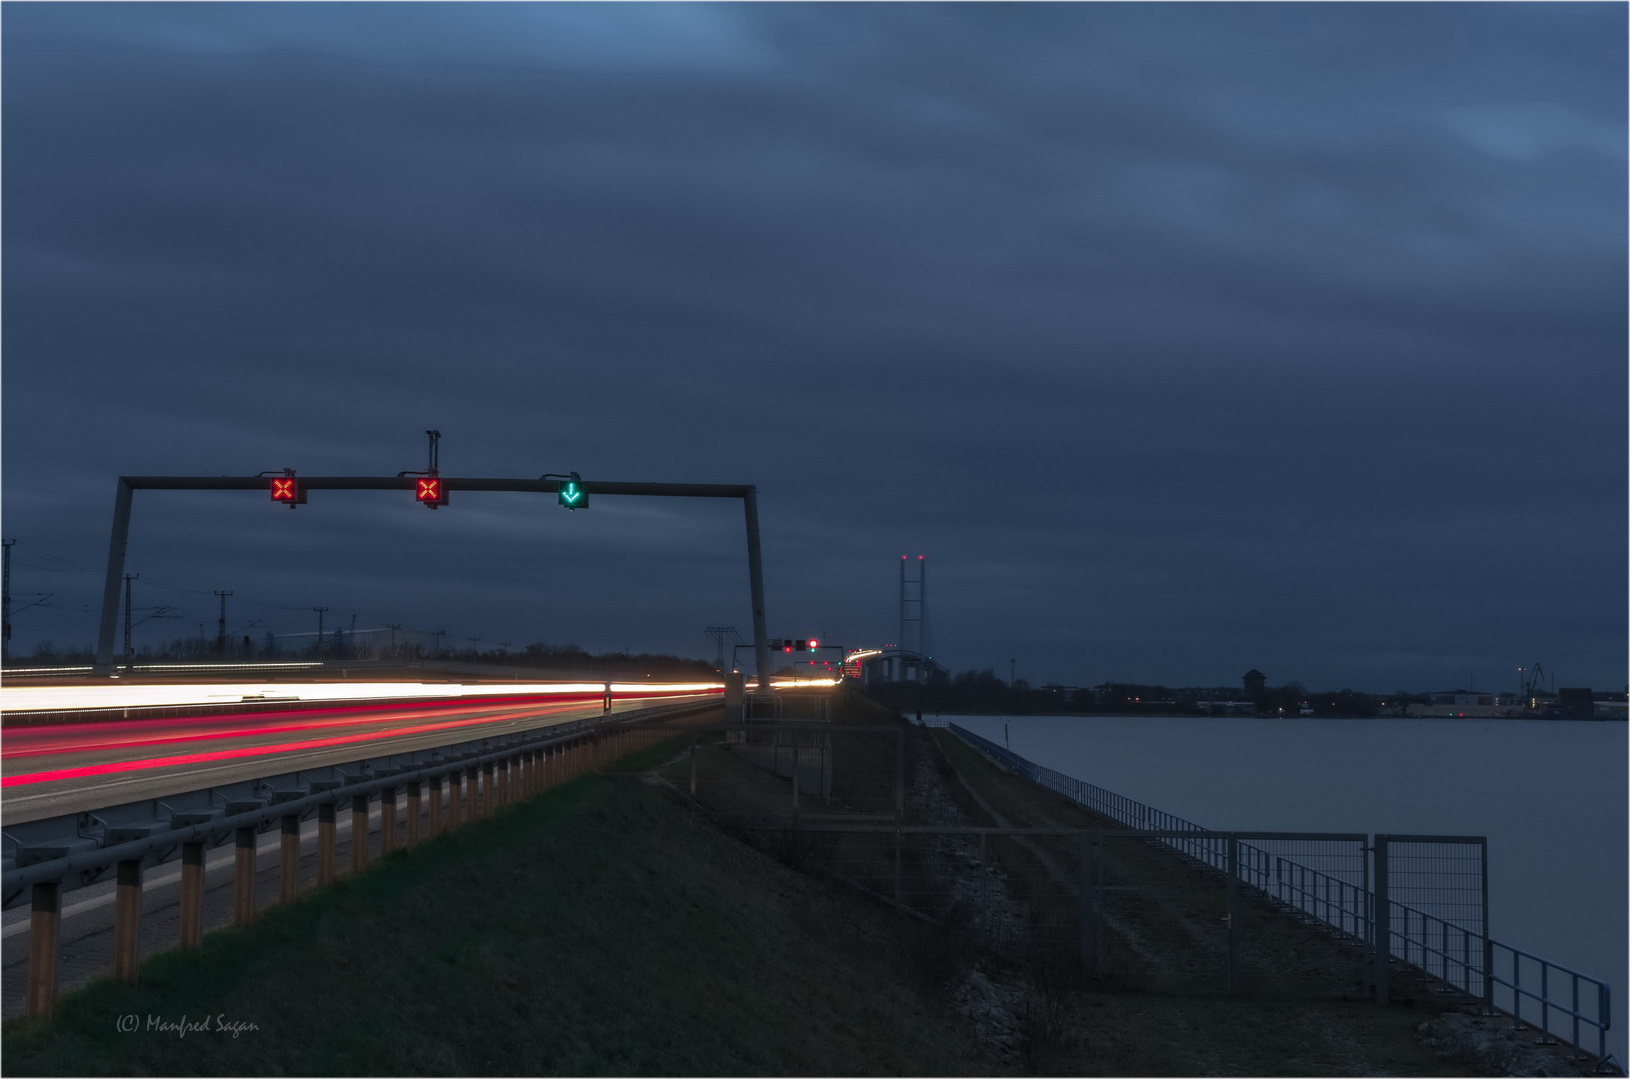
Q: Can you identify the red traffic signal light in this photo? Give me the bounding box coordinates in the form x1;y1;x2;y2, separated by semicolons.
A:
415;477;448;508
808;638;819;651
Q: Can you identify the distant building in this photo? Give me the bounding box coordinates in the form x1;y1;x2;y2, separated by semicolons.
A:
1243;669;1266;710
1410;690;1508;718
1556;688;1595;720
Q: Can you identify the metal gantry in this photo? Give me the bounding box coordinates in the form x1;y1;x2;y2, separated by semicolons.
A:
92;474;774;689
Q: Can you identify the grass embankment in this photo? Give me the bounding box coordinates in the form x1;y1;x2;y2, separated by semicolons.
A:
3;735;986;1077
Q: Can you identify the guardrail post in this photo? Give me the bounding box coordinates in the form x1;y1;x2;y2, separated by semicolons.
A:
234;825;257;926
381;785;398;853
26;881;60;1017
482;762;496;817
113;859;143;984
280;813;301;904
317;803;336;887
689;743;698;796
180;841;205;947
351;794;370;872
406;780;422;846
428;775;444;836
448;770;463;828
1374;835;1390;1004
468;764;482;818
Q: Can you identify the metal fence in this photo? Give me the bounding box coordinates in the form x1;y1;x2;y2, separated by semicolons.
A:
946;722;1617;1070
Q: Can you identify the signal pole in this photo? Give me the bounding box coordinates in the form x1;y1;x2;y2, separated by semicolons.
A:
2;538;13;664
123;574;139;662
312;607;329;656
214;591;233;654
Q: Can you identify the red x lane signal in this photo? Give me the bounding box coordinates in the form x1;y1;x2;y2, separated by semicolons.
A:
415;477;448;507
269;475;304;506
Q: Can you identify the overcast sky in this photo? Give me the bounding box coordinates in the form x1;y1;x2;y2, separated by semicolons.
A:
3;2;1624;693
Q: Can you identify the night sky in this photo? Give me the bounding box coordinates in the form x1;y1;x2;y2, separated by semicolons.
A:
3;3;1624;693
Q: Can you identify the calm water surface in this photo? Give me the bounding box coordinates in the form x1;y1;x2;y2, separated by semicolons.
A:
952;714;1627;1057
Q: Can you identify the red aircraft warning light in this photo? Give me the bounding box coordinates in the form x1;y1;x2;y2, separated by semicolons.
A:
415;476;449;508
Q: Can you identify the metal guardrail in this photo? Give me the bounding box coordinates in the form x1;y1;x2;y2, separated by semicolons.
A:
3;698;720;1017
945;722;1617;1070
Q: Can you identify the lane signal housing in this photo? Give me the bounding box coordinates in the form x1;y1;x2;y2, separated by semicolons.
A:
269;473;305;507
415;476;449;509
558;472;588;511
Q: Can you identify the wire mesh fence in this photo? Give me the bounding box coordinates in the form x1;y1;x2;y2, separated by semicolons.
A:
1087;832;1371;999
667;725;903;822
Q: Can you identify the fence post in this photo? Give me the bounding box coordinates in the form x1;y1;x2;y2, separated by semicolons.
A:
180;840;205;947
1479;837;1493;1012
893;829;902;904
25;881;59;1017
1079;834;1097;976
113;858;142;984
895;730;906;824
1226;835;1240;994
1374;835;1390;1004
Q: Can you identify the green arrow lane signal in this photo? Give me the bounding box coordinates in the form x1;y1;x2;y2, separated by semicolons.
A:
558;472;588;510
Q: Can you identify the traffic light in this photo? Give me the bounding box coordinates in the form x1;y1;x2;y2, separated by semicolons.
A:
782;640;793;653
558;472;588;511
415;476;448;508
794;639;807;651
269;474;304;506
807;638;819;651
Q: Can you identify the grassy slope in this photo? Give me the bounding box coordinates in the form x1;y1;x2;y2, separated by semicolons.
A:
4;751;989;1077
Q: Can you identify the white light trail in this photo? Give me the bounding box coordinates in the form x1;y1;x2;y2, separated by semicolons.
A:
1;681;725;714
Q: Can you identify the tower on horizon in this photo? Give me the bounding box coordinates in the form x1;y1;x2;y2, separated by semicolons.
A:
898;555;933;658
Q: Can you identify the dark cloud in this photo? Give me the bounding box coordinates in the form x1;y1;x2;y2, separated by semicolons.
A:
3;3;1623;690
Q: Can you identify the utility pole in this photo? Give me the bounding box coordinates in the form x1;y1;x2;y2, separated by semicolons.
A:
432;628;446;657
312;607;329;656
214;590;233;654
385;622;401;658
122;574;139;663
2;538;13;664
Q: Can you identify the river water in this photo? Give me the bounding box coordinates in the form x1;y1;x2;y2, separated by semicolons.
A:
950;713;1627;1061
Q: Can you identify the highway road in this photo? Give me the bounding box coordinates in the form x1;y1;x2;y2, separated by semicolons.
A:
2;684;721;823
